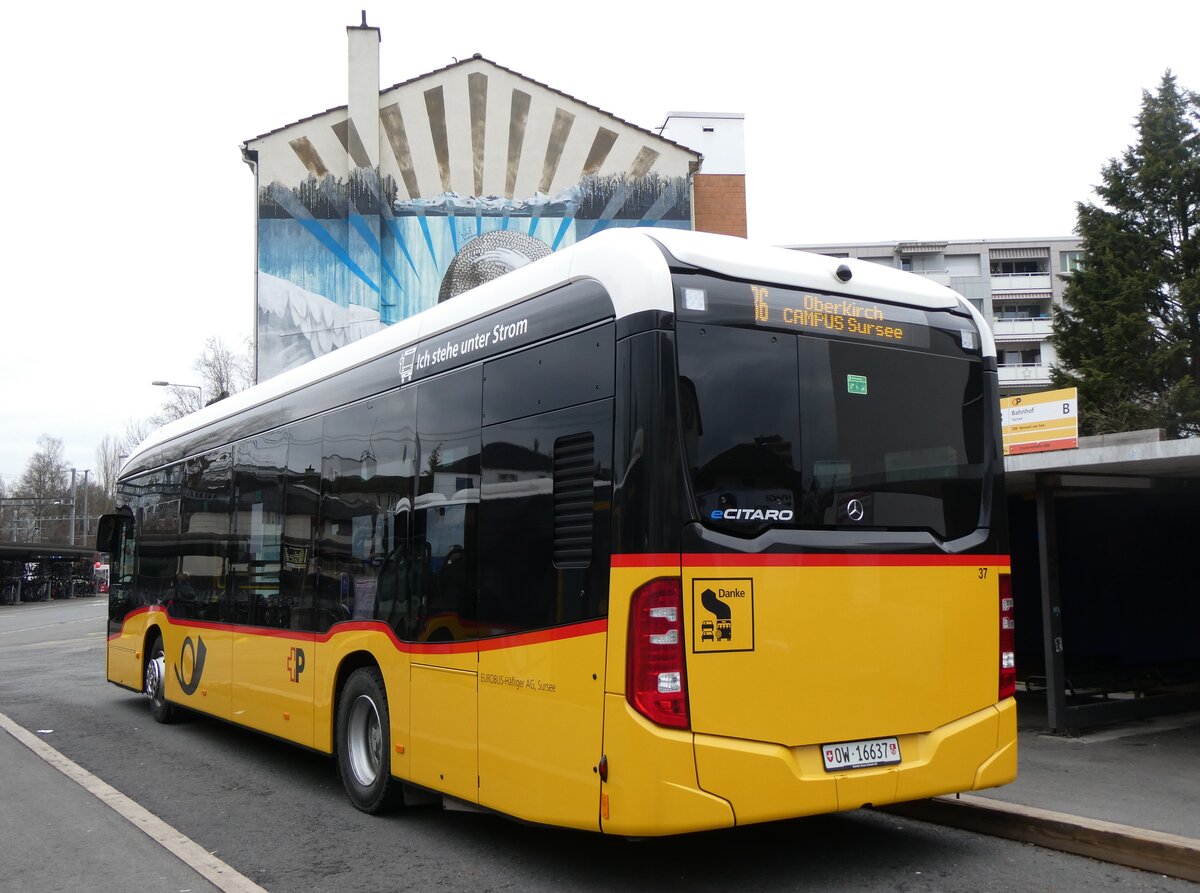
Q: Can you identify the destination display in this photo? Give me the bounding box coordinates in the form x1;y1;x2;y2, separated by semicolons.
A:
751;285;930;348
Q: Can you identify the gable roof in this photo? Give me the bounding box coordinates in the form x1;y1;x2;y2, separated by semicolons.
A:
243;54;696;157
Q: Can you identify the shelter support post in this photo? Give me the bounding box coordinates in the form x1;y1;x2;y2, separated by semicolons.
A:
1035;474;1067;731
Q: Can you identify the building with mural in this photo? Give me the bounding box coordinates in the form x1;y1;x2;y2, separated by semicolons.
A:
241;18;746;382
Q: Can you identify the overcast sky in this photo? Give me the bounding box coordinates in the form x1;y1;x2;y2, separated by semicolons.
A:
2;0;1198;483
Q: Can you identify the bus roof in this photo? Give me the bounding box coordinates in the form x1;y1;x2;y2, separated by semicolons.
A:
124;229;985;476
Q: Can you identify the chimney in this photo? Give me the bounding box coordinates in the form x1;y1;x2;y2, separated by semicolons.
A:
346;11;380;171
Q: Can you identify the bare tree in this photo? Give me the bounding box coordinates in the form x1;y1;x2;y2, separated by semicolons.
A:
194;336;253;406
157;386;204;423
122;417;158;457
0;475;10;541
15;435;69;542
118;336;254;463
95;434;124;499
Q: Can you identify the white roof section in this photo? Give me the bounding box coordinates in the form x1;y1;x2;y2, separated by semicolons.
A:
659;112;746;176
125;229;991;472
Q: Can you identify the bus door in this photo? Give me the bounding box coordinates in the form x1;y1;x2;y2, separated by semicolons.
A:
408;494;479;803
475;395;615;828
98;512;139;688
406;370;482;804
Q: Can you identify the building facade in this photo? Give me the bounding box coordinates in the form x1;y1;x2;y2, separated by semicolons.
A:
787;237;1083;395
242;20;746;383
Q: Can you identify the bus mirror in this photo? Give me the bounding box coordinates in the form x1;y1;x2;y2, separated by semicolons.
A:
95;514;128;553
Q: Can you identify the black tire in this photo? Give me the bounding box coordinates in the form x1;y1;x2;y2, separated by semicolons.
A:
336;667;401;814
145;634;176;724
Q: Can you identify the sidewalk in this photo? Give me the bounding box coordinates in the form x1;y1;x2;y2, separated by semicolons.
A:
985;704;1200;839
887;700;1200;883
0;712;267;893
0;720;223;893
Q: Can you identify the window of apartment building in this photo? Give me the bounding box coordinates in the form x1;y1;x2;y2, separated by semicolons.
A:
990;259;1047;275
996;303;1049;320
1059;251;1084;273
1000;348;1042;367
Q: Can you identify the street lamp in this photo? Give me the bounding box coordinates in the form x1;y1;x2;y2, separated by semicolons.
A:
68;468;90;546
151;380;203;405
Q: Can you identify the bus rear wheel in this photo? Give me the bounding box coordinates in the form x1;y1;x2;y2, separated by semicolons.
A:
336;667;401;814
145;634;176;724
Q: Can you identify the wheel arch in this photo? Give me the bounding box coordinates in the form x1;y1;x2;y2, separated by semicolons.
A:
329;649;385;749
142;623;167;676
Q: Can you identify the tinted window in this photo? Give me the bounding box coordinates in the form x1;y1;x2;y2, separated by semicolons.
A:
175;452;232;620
234;432;286;627
320;390;417;634
677;320;986;541
482;324;615;425
678;325;801;527
478;400;612;636
281;418;323;631
413;368;482;642
112;470;182;622
798;338;984;537
369;390;417;638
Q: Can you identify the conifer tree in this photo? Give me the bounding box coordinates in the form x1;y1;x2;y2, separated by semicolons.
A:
1052;71;1200;436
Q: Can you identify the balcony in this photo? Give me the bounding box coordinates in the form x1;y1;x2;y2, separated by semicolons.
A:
991;273;1051;291
911;269;951;287
997;363;1052;388
992;317;1053;340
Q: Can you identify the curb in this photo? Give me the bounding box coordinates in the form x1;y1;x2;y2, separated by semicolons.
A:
882;794;1200;883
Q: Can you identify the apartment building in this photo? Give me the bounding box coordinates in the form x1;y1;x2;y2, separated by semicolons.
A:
786;238;1083;395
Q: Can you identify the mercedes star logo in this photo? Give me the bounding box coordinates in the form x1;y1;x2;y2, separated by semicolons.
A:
846;499;865;522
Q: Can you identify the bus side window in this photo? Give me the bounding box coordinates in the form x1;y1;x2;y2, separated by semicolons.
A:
234;433;286;628
479;400;612;636
178;451;233;622
411;369;481;643
281;417;322;631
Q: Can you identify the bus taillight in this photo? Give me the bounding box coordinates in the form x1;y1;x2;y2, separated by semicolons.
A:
627;578;689;730
999;573;1016;701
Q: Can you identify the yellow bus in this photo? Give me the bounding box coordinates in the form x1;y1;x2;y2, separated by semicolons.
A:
99;228;1015;836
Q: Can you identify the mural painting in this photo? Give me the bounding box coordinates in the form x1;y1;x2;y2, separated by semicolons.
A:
247;56;697;381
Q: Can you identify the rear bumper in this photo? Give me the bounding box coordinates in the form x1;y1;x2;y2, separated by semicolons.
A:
692;697;1018;827
601;695;1016;835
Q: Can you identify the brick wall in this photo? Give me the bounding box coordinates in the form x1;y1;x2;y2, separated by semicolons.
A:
693;174;747;238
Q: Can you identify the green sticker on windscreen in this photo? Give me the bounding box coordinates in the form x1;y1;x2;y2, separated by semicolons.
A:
847;374;868;395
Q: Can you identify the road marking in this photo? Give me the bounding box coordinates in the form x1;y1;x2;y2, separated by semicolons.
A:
0;711;268;893
0;611;108;636
7;636;105;647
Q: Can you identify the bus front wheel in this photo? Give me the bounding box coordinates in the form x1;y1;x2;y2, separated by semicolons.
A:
145;635;176;724
336;667;401;813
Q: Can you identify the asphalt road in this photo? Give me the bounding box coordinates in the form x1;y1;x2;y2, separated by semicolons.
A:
1;598;1195;893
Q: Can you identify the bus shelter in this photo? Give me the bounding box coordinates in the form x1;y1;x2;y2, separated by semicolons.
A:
1005;430;1200;732
0;543;99;603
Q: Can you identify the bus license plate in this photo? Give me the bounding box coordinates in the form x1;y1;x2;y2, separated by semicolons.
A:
821;736;901;771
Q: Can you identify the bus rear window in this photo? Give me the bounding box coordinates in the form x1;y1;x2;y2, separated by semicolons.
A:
676;321;986;540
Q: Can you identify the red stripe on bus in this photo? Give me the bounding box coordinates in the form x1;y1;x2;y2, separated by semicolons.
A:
610;554;681;567
614;553;1010;568
109;609;606;653
476;618;607;652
